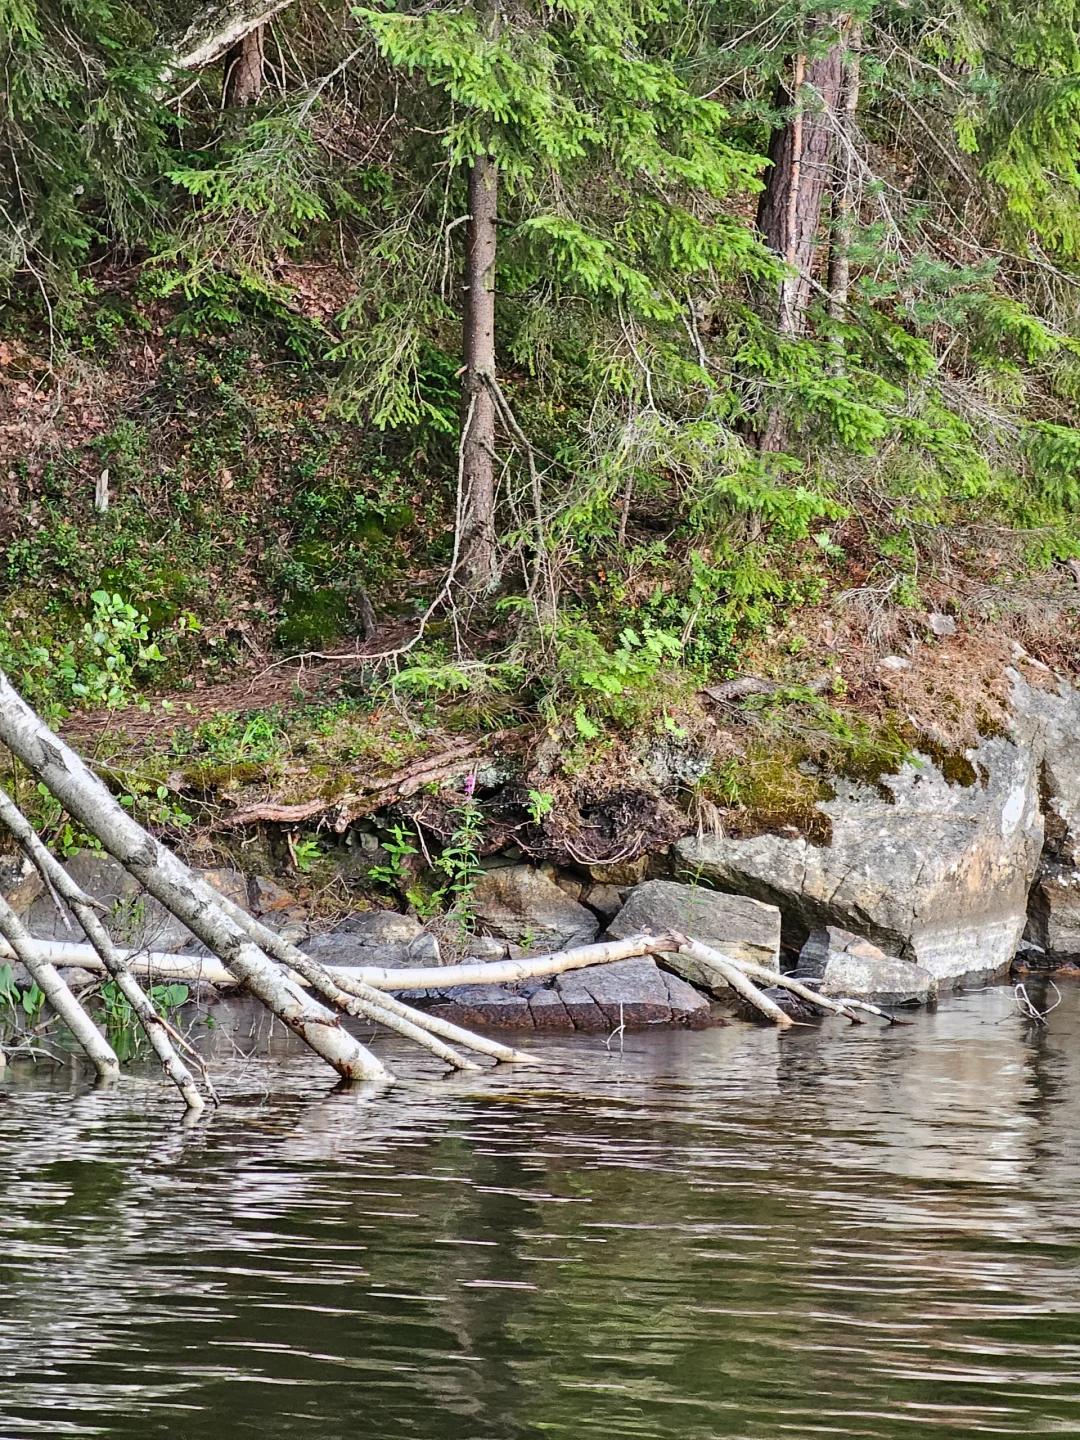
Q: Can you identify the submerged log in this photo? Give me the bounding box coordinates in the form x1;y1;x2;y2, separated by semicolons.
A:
0;785;208;1109
0;893;120;1079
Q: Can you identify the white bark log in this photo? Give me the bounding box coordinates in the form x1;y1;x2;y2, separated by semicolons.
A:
0;893;120;1078
0;673;388;1084
203;889;536;1064
0;786;207;1107
730;956;864;1023
5;933;678;993
348;935;679;991
672;936;795;1029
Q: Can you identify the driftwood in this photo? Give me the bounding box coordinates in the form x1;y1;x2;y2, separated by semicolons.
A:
0;785;208;1108
214;739;489;833
671;936;795;1029
0;672;389;1085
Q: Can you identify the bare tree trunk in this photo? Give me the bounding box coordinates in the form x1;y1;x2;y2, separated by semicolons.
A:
0;672;389;1085
827;23;862;349
754;19;846;451
757;32;845;336
461;153;499;590
223;23;265;106
0;894;120;1079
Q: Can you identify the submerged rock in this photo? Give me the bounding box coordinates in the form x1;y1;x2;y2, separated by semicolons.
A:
796;926;936;1006
608;879;781;966
675;734;1043;988
470;864;598;950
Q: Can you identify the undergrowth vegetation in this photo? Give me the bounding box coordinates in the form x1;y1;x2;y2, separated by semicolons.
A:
4;0;1080;870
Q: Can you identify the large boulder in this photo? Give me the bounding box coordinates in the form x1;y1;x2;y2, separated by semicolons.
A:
470;865;598;950
607;879;781;965
676;734;1043;988
1011;672;1080;864
795;926;936;1006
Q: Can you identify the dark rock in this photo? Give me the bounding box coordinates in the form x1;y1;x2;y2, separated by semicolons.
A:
549;971;608;1031
418;953;712;1032
583;883;623;922
661;970;715;1028
525;985;575;1030
429;985;534;1028
730;985;820;1023
562;957;674;1026
1027;865;1080;962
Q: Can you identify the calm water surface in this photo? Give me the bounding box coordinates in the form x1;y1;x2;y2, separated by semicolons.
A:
3;982;1080;1438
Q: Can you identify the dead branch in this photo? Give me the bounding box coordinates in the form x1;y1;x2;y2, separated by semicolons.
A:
0;785;209;1109
0;894;120;1079
213;738;494;832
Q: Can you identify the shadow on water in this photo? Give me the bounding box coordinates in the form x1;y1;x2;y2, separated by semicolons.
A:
4;984;1080;1437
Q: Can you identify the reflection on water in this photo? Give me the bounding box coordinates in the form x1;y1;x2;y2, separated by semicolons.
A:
3;982;1080;1437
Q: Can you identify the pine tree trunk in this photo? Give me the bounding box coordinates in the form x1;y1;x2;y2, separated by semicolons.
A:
461;153;499;590
223;23;265;106
756;26;846;338
827;23;862;351
753;24;845;451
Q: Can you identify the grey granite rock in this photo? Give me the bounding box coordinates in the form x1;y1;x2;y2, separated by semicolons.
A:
470;865;598;950
676;733;1043;988
796;926;936;1005
608;879;781;966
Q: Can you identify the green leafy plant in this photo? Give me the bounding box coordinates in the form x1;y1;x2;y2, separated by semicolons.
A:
527;789;555;823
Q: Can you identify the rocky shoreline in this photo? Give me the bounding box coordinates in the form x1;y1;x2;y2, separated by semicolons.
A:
6;669;1080;1033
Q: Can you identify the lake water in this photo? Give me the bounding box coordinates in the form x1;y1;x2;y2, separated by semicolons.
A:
3;981;1080;1438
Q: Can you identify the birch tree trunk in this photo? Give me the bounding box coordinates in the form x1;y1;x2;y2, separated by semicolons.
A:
0;894;120;1079
223;23;266;106
0;673;389;1084
461;153;499;590
0;786;207;1107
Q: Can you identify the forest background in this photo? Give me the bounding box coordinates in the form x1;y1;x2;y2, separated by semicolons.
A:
3;0;1080;876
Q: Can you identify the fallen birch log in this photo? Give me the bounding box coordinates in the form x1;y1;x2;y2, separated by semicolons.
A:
0;893;121;1079
671;935;794;1029
0;672;389;1086
199;887;536;1065
0;785;209;1109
